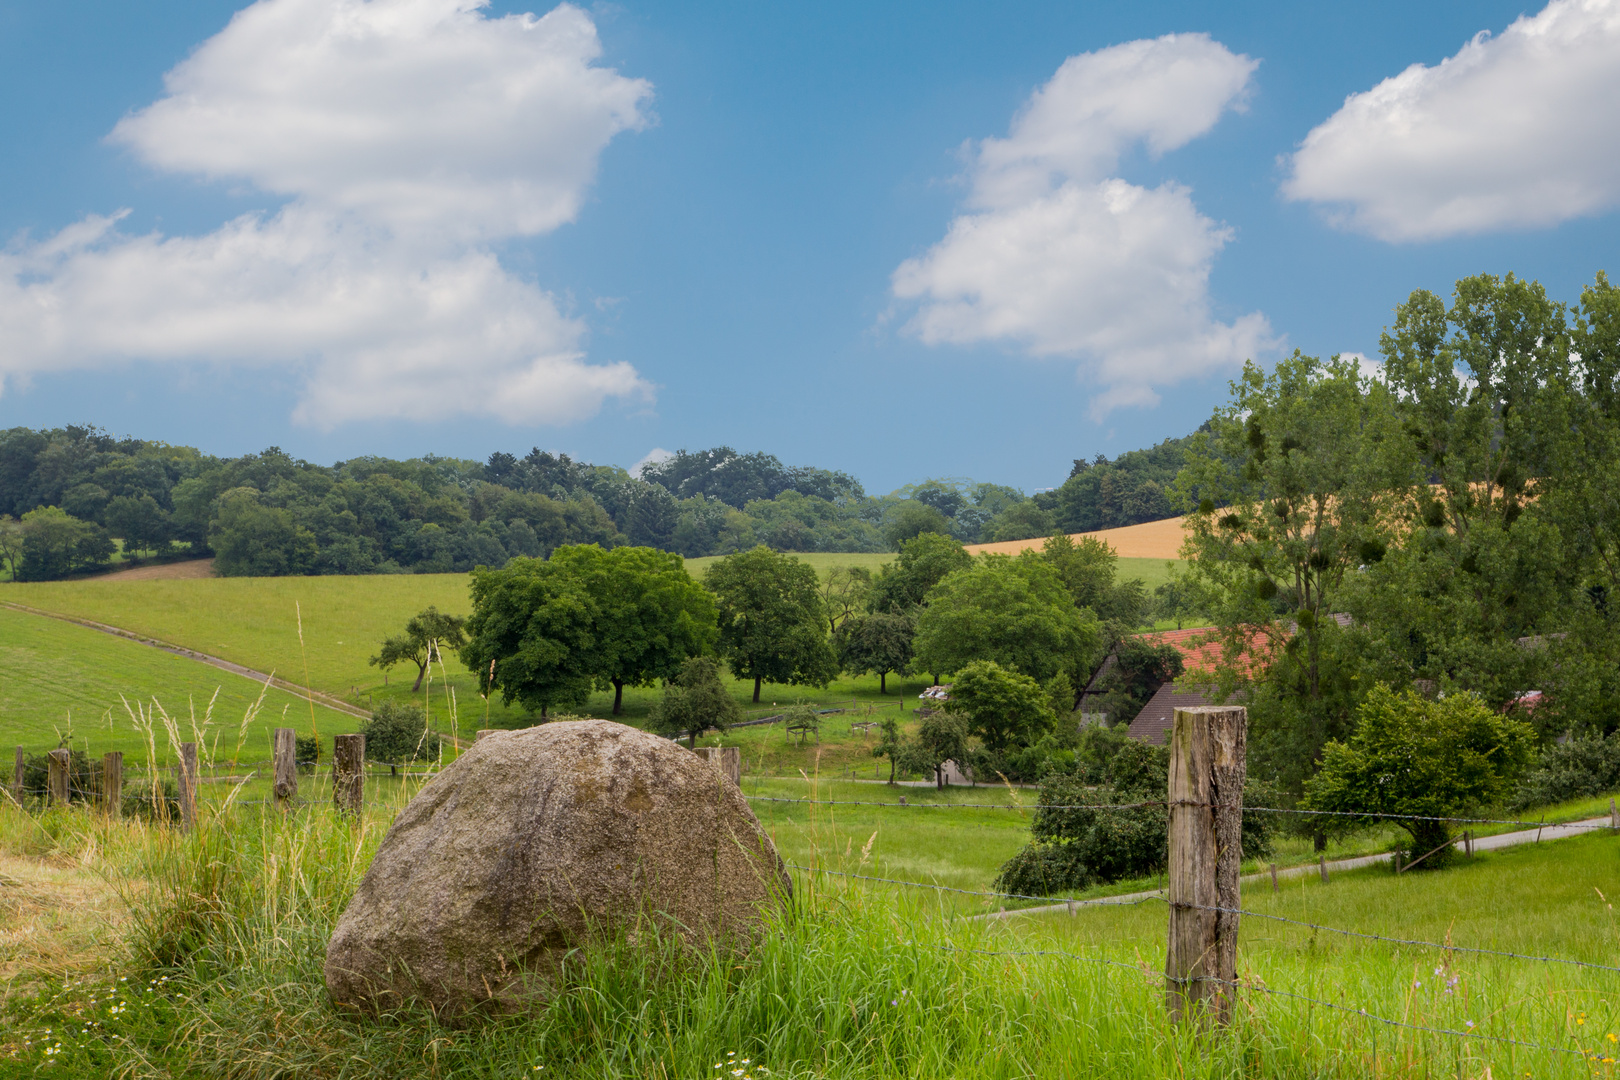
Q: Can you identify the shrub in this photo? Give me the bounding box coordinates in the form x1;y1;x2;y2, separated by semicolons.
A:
360;701;441;766
295;735;320;766
1512;731;1620;810
994;734;1274;896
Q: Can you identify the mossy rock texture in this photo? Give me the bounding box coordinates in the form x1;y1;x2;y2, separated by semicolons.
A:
325;719;789;1015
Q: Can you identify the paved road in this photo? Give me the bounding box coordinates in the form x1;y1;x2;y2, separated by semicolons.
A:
981;815;1614;921
1;599;371;720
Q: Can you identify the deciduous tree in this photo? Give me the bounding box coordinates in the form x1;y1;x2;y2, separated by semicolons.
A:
835;612;914;693
647;656;745;748
706;545;839;702
912;555;1100;684
1302;685;1534;869
370;606;470;692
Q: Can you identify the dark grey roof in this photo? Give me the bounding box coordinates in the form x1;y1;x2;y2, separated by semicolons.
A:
1125;681;1216;746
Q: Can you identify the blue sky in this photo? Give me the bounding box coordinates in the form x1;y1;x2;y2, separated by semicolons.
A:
2;0;1617;493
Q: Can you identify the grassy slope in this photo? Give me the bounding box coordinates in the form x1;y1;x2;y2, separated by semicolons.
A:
0;606;359;765
1;554;1184;735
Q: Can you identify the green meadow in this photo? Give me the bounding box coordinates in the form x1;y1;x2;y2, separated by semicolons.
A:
1;796;1614;1078
0;604;359;766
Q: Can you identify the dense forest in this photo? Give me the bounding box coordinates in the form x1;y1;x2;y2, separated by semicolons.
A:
0;428;1193;581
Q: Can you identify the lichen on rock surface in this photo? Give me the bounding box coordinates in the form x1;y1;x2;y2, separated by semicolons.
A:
323;719;789;1015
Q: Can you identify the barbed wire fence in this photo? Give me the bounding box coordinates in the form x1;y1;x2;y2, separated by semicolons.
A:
9;711;1620;1067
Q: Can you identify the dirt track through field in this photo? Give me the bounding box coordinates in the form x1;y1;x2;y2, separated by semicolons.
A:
965;516;1188;560
0;599;369;720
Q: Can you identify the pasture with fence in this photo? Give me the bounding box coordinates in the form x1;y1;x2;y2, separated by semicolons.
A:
4;705;1618;1078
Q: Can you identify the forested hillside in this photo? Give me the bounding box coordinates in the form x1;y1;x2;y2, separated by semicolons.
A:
0;429;1195;581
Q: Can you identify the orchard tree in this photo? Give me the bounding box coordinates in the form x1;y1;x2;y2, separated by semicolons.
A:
370;606;470;692
944;660;1055;753
836;612;914;693
461;557;598;717
912;555;1100;684
549;544;718;714
706;545;839;702
647;656;745;748
1302;685;1535;869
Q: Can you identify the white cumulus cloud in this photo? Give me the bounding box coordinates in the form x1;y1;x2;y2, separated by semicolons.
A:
1283;0;1620;242
892;33;1275;415
0;0;653;427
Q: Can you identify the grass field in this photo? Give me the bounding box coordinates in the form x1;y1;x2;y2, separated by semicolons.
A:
0;553;1185;739
0;793;1614;1077
0;605;359;766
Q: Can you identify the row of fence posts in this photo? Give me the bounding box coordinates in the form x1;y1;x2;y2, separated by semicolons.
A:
10;728;368;827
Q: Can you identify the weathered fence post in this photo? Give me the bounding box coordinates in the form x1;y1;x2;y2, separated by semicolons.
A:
47;749;70;805
1164;705;1246;1026
273;728;297;811
1269;863;1278;893
693;746;742;786
177;743;198;830
1610;797;1617;832
12;746;22;802
103;752;123;818
333;733;365;816
1319;855;1329;884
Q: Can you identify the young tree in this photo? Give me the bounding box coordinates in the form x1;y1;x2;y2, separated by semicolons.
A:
943;660;1055;753
647;656;745;748
370;606;470;692
1302;685;1535;869
706;545;839;702
871;715;905;783
835;612;914;693
912;555;1101;684
912;709;971;789
549;544;719;714
461;558;597;717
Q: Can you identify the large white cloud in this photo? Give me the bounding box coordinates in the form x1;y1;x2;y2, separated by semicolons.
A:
1284;0;1620;242
893;33;1274;415
0;0;652;427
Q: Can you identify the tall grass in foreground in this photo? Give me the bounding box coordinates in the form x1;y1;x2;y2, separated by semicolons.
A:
1;799;1617;1079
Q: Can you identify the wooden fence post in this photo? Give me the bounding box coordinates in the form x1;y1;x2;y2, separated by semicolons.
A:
1319;855;1329;884
273;728;297;811
177;743;198;830
333;734;365;816
12;746;22;802
47;749;70;805
104;753;123;818
1610;797;1617;832
1269;863;1278;893
1164;705;1246;1026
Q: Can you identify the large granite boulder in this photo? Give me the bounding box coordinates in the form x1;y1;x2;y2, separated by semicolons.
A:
325;719;789;1015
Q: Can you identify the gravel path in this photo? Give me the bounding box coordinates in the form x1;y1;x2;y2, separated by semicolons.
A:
981;815;1613;921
